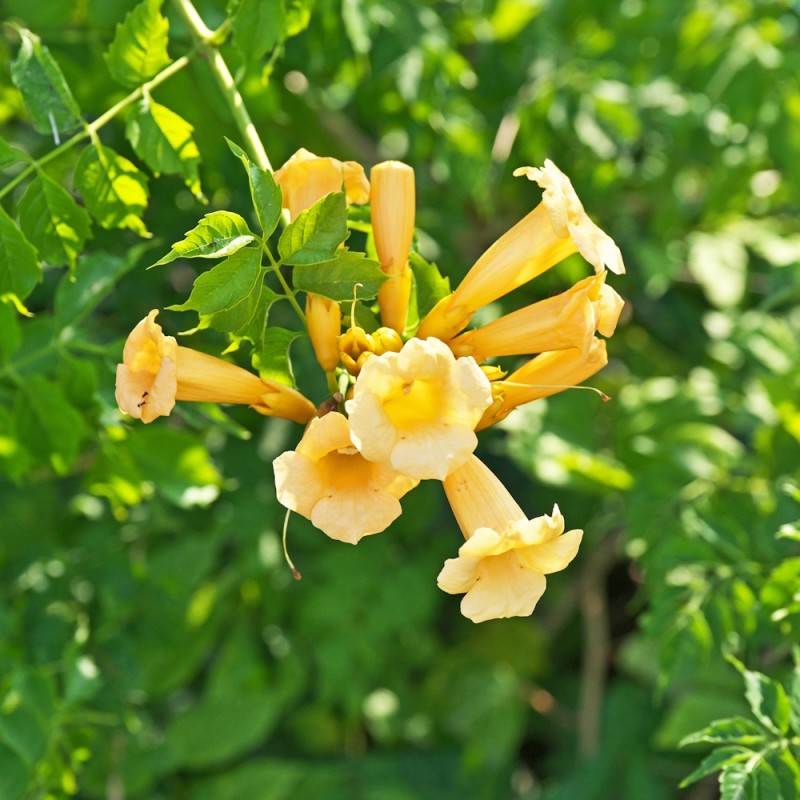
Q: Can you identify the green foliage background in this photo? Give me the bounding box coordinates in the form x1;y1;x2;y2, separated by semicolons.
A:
1;0;799;798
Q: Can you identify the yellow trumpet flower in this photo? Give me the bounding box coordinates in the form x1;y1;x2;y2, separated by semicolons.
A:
438;455;583;623
273;411;419;543
371;160;415;333
115;311;316;424
417;159;624;342
476;337;609;430
449;272;624;363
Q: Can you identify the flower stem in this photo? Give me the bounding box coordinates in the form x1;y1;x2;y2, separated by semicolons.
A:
0;54;192;202
170;0;272;172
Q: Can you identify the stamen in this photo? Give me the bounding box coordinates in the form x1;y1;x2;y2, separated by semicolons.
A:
499;381;611;402
282;509;302;580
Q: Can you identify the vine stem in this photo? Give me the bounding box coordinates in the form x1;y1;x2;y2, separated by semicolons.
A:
0;54;192;202
170;0;272;172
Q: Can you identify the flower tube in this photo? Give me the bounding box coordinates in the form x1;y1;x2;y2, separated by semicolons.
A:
476;337;608;430
371;160;415;334
449;273;623;363
438;455;583;622
417;160;624;342
273;412;419;543
115;311;316;424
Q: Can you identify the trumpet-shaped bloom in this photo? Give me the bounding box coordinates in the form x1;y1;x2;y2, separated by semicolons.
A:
476;337;608;430
449;272;623;363
345;337;492;481
371;161;416;333
417;159;624;342
274;147;370;220
273;412;419;543
116;311;317;424
306;294;341;372
438;456;583;622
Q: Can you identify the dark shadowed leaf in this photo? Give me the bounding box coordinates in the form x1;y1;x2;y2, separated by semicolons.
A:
0;207;40;303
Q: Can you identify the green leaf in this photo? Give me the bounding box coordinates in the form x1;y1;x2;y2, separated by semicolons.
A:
152;211;254;266
55;245;148;327
255;326;301;385
17;172;92;270
791;666;800;735
0;703;48;766
0;301;21;362
228;0;287;66
169;247;263;334
226;139;282;238
743;669;792;735
104;0;171;88
10;28;81;137
680;717;767;747
681;746;752;788
126;99;203;198
0;744;28;800
720;757;782;800
75;143;150;236
409;251;450;319
0;137;28;170
0;206;40;303
277;191;347;265
167;692;286;769
226;285;281;350
292;250;386;301
14;376;89;472
769;750;800;799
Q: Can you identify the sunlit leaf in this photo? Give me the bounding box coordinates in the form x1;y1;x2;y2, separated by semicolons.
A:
680;717;766;747
126;99;203;198
17;173;91;270
0;206;40;303
75;142;150;236
104;0;171;88
410;252;450;320
277;191;347;265
153;211;255;266
226;139;283;238
742;669;791;736
680;746;751;788
292;250;386;301
169;246;263;334
10;28;81;137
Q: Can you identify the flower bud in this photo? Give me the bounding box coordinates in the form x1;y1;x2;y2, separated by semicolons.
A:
306;294;342;372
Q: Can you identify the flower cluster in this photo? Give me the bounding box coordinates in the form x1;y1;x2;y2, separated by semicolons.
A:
115;149;624;623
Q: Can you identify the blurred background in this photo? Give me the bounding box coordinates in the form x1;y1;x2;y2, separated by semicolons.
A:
0;0;798;798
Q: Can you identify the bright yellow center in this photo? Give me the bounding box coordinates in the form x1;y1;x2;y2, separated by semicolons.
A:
129;339;161;374
383;378;444;430
317;450;374;490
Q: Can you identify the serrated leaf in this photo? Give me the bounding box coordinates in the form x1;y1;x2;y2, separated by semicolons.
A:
0;137;28;170
0;206;40;303
226;139;282;238
10;28;81;137
255;326;301;385
680;746;752;788
680;717;766;747
277;191;347;265
720;756;782;800
126;99;202;198
169;247;263;334
17;173;91;270
227;285;281;350
74;143;150;236
409;251;450;319
153;211;255;266
228;0;287;66
769;750;800;798
744;669;791;735
104;0;171;88
292;250;386;301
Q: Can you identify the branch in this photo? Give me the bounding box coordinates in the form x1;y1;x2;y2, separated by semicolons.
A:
171;0;272;172
0;54;192;202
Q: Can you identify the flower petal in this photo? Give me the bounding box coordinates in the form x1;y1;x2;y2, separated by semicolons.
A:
516;529;583;575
